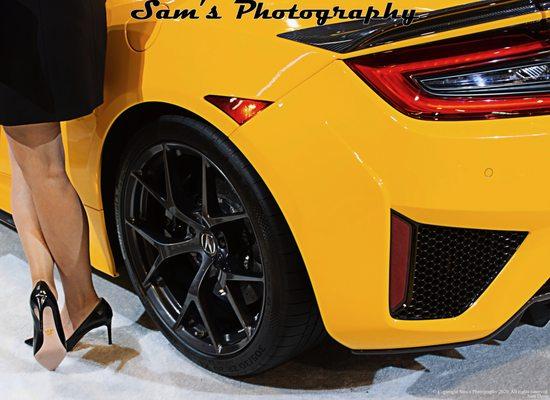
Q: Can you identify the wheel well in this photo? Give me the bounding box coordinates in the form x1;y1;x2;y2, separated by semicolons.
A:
100;102;316;301
100;102;203;268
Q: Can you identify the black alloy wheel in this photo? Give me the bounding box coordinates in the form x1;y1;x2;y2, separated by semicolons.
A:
114;115;325;376
122;140;265;356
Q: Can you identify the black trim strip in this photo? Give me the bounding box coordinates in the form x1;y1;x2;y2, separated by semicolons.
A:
0;209;15;230
353;290;550;356
278;0;541;53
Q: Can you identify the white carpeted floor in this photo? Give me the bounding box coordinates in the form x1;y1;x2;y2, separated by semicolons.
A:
0;224;548;400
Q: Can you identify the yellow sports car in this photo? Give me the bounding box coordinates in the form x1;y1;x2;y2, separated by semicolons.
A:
1;0;549;376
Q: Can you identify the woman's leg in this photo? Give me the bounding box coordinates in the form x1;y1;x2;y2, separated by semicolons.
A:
7;136;56;294
7;143;74;336
4;122;100;328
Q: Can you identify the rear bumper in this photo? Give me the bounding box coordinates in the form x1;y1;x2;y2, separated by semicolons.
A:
353;284;550;355
231;60;550;350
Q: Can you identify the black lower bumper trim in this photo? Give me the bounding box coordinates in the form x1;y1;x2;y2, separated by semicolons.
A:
352;290;550;356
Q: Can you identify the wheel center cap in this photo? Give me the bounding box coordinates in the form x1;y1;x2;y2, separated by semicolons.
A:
200;232;218;256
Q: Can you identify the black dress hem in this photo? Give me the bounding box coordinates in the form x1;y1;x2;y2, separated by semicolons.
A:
0;96;104;127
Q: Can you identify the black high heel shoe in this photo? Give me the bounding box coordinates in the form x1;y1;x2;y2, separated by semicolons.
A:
30;281;67;370
66;298;113;351
25;298;113;351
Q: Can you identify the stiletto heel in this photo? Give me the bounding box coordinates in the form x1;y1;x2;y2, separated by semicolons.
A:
30;281;67;371
107;319;113;345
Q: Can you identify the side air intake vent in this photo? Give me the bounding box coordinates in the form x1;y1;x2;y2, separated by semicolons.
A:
391;213;528;320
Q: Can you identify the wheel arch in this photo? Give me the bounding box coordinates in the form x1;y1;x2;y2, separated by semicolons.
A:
98;102;317;301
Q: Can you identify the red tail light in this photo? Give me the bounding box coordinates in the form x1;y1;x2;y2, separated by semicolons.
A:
389;213;413;312
205;95;273;125
346;24;550;120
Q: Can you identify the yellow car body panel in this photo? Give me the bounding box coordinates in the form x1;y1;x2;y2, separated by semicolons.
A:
0;0;548;351
231;61;550;349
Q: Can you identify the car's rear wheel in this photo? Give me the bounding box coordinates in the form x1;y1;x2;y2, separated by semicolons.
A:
114;115;325;376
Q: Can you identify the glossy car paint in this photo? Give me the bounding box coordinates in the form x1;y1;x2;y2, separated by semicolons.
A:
0;0;548;351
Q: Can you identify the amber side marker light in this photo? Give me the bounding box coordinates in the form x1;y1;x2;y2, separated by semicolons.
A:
390;213;413;312
205;95;273;125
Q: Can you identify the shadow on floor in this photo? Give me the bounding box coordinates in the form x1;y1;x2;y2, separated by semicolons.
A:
241;338;470;390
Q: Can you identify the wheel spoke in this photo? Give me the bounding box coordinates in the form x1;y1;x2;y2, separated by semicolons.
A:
161;144;203;231
208;212;248;227
125;219;165;248
225;272;264;283
224;285;252;338
126;219;200;260
142;255;163;287
173;257;213;332
162;238;201;259
176;257;221;350
172;208;203;231
162;144;176;208
173;296;192;330
195;297;221;351
201;156;221;221
201;157;210;218
188;257;214;297
131;171;167;209
200;156;248;227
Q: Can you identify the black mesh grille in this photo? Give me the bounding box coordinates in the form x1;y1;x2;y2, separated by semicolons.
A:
393;216;528;320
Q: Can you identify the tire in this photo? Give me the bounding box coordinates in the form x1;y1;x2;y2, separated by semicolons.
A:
114;115;325;376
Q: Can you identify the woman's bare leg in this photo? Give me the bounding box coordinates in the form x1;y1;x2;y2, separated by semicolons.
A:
4;122;99;329
7;143;74;336
7;144;56;291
